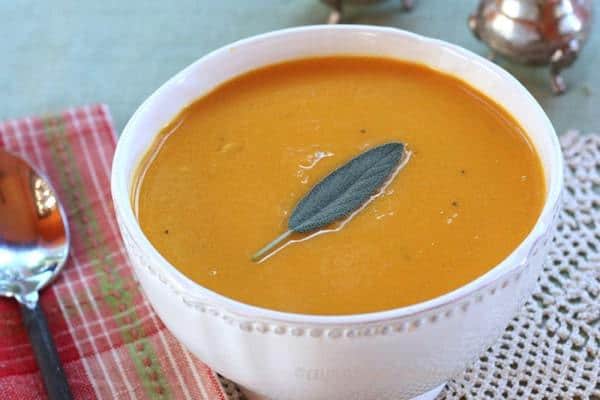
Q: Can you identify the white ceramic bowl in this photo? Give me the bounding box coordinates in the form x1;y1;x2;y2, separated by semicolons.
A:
112;25;563;400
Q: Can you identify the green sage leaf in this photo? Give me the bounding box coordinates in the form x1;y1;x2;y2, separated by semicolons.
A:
252;142;406;261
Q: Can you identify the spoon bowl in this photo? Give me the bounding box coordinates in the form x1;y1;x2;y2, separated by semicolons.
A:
0;149;73;399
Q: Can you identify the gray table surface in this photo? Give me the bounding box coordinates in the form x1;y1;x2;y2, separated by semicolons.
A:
1;1;599;135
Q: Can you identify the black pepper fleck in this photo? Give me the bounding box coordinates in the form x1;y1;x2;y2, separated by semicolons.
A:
360;129;366;134
164;229;169;234
460;169;466;175
451;201;459;207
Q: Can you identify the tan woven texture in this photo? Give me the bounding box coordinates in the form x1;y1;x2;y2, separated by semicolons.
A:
219;132;600;400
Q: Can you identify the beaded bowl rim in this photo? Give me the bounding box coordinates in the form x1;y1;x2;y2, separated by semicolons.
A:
111;25;564;326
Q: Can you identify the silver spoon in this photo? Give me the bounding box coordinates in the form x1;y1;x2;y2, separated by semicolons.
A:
0;149;73;400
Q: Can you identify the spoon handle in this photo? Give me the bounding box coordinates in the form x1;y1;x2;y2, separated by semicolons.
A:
20;299;74;400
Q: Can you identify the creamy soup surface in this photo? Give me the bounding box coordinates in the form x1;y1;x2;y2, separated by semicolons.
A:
135;57;545;315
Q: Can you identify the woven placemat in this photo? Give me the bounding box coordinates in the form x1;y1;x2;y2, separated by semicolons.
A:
219;131;600;400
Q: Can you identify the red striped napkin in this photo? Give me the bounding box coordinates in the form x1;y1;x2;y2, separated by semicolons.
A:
0;105;228;400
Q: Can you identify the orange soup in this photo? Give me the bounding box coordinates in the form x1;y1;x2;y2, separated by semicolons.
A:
135;57;545;315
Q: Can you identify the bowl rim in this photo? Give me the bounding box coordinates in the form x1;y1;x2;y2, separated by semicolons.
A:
111;24;564;326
